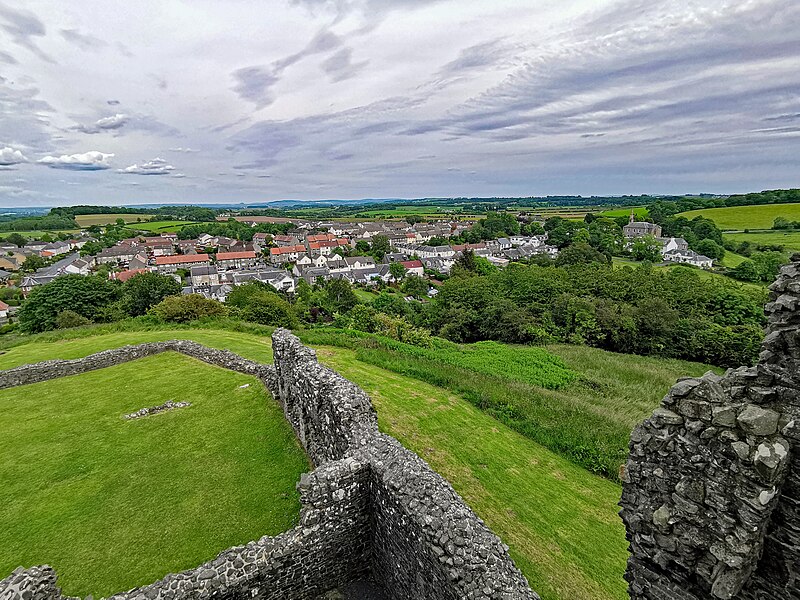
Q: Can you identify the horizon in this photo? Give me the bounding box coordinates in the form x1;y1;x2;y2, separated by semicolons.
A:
1;1;798;207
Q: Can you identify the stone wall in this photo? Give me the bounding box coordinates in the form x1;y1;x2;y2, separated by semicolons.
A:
0;331;537;599
621;255;800;599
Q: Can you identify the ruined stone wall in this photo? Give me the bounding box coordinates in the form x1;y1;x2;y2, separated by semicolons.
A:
621;255;800;600
0;332;536;600
0;340;273;389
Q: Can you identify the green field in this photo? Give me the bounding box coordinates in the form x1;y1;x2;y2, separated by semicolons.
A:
0;350;308;598
0;230;80;240
679;203;800;230
125;220;201;233
74;214;151;227
720;251;748;268
724;230;800;252
598;207;648;219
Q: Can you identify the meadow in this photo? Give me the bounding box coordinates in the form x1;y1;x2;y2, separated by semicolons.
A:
597;207;648;219
679;202;800;230
0;324;640;600
0;230;79;239
125;220;201;233
0;349;308;598
724;230;800;252
74;214;152;227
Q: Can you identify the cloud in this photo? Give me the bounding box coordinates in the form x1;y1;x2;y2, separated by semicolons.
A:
120;157;175;175
321;47;369;82
231;67;280;109
0;3;53;62
74;113;129;134
438;38;516;76
169;147;199;153
60;28;107;50
106;99;120;106
0;147;28;165
38;151;114;170
0;50;16;64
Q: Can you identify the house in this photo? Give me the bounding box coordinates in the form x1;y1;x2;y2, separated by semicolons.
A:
24;241;47;254
155;253;211;274
96;245;140;266
0;269;11;284
19;253;84;294
128;253;149;271
0;300;8;319
140;237;175;256
269;244;307;265
190;265;220;287
345;256;376;270
400;260;424;277
299;266;331;284
274;234;301;247
623;212;662;239
0;252;27;272
216;250;258;270
382;252;408;263
111;268;148;282
658;237;689;254
232;269;297;293
252;232;271;252
414;245;455;259
663;249;713;269
177;239;199;254
183;283;232;302
64;257;91;275
39;241;72;258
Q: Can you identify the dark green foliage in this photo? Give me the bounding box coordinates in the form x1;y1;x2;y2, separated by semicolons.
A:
401;275;429;298
369;235;391;261
120;273;182;316
227;283;298;327
149;294;226;323
427;262;766;366
388;262;406;281
0;214;77;232
4;233;27;247
556;242;610;266
18;275;121;333
323;278;358;314
21;255;47;272
55;310;92;329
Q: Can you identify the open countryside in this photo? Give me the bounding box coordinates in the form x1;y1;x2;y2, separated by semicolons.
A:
679;202;800;230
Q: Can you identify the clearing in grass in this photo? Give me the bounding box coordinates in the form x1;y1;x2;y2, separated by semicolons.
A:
679;202;800;230
0;351;308;598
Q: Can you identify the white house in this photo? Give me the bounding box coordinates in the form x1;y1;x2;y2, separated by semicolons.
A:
663;249;713;269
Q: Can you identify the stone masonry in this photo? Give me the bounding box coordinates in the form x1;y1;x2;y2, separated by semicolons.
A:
0;331;537;600
621;254;800;599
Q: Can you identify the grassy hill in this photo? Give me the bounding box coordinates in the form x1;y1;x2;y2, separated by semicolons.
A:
126;220;202;233
724;230;800;252
0;349;308;598
679;202;800;230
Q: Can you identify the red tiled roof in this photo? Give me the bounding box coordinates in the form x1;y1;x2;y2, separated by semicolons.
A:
155;253;210;265
216;251;256;260
401;260;424;269
112;269;148;282
270;245;306;255
0;300;8;310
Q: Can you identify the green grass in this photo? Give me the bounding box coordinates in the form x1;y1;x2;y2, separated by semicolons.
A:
298;329;714;477
354;289;378;303
0;351;308;598
679;203;800;230
724;230;800;251
317;347;628;600
598;207;648;219
0;230;80;239
125;221;201;233
720;251;748;267
74;214;151;227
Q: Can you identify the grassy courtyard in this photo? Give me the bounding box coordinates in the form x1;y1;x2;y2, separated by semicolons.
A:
0;351;308;598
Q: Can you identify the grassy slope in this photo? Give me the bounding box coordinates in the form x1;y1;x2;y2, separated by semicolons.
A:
126;221;201;233
0;351;308;598
679;202;800;230
74;214;151;227
725;230;800;251
318;347;628;600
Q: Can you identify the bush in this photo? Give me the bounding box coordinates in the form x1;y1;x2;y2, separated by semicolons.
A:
149;294;226;323
121;272;182;316
55;310;92;329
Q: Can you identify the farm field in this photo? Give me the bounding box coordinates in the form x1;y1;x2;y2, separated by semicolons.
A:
598;207;648;219
679;202;800;230
0;350;308;598
125;220;201;233
74;214;151;227
724;230;800;252
0;322;718;600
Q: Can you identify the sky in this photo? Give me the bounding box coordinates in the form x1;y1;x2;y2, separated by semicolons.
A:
0;0;798;207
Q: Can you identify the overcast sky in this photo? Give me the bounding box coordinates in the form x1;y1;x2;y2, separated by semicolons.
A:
0;0;798;207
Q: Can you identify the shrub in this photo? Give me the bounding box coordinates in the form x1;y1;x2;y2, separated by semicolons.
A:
55;310;92;329
149;294;226;323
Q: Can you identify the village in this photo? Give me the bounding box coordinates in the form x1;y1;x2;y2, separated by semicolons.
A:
0;213;715;314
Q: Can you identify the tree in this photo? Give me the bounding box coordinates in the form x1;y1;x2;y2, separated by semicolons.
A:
631;235;662;262
55;310;92;329
401;275;429;298
120;272;182;316
324;279;358;314
370;235;391;261
731;260;761;282
5;233;27;247
149;294;226;323
389;262;407;282
18;275;121;332
355;240;370;253
773;216;792;230
555;242;609;266
239;292;298;327
695;239;725;261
